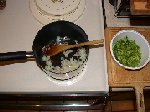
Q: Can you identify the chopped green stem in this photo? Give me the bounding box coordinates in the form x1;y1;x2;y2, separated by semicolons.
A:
113;36;141;67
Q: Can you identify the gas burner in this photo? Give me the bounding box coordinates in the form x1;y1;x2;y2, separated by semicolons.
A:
36;0;81;15
29;0;86;24
46;64;87;86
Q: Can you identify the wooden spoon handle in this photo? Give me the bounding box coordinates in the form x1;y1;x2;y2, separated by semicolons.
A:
72;39;104;47
44;39;104;56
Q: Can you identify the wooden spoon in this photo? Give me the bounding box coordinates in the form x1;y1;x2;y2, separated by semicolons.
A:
43;39;104;56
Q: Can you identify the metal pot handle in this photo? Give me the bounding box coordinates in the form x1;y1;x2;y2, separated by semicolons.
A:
0;51;34;61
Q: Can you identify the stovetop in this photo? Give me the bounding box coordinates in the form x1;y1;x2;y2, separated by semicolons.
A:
0;0;108;93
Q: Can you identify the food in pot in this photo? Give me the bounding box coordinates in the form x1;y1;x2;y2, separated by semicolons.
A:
113;36;141;67
41;36;88;74
42;47;87;74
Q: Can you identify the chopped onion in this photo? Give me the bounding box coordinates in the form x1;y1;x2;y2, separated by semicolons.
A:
42;40;87;74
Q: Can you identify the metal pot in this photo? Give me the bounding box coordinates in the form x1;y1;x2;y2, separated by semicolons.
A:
0;21;89;80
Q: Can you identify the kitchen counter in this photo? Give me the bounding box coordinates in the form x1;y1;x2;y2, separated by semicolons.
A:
103;1;150;111
103;0;150;91
103;0;150;27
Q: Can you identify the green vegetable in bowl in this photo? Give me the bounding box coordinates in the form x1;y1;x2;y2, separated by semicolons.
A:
113;36;141;67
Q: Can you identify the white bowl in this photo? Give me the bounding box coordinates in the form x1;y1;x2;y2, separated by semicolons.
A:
110;30;150;70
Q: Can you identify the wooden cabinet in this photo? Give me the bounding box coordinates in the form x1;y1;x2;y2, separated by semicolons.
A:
130;0;150;15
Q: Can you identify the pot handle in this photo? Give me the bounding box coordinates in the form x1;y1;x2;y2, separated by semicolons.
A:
0;51;33;61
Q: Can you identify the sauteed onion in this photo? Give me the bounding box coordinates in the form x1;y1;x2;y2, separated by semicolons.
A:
42;47;87;74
